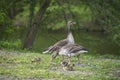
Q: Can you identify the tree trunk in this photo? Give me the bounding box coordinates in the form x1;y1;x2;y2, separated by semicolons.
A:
22;0;51;50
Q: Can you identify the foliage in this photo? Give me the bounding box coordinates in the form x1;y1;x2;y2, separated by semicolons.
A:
108;25;120;46
0;39;22;50
0;0;120;50
41;0;92;30
0;0;26;40
0;11;14;40
82;0;120;46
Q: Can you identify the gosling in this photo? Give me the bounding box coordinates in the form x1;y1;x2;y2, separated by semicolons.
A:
31;57;41;64
61;61;75;71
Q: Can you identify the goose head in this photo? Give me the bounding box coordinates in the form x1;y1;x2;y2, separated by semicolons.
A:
67;21;76;29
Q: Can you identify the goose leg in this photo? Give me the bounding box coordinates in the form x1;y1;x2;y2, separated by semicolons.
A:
51;52;58;61
61;55;64;61
77;55;80;64
68;56;71;64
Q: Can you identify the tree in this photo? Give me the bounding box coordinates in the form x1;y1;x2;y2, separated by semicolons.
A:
22;0;51;49
82;0;120;46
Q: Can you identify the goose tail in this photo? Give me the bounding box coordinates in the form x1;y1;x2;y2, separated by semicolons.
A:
42;50;49;54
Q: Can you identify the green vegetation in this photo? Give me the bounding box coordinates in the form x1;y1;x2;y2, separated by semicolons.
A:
0;0;120;79
0;50;119;80
0;0;120;50
0;39;22;50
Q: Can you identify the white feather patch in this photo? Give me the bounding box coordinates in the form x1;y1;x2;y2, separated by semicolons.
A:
67;33;75;44
67;50;88;57
42;51;49;54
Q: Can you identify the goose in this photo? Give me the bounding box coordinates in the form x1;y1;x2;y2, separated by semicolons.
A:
31;57;41;64
43;21;76;61
51;43;88;64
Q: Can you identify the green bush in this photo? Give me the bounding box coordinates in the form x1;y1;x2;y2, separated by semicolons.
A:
0;39;22;50
0;11;15;40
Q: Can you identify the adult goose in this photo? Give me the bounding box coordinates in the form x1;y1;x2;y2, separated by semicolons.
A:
43;21;76;60
51;43;88;64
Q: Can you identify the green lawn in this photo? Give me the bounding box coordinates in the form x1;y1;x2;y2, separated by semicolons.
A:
0;50;120;80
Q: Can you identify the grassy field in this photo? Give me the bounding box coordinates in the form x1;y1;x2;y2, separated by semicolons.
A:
0;50;120;80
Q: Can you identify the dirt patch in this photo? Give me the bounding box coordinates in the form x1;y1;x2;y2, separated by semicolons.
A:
0;75;58;80
0;50;22;55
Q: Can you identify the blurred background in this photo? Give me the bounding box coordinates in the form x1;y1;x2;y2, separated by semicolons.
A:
0;0;120;54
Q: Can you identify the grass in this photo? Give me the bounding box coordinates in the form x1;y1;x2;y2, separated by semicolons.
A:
0;50;120;80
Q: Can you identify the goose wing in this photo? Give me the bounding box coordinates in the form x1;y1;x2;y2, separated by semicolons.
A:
63;44;88;55
43;39;69;53
69;45;87;53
